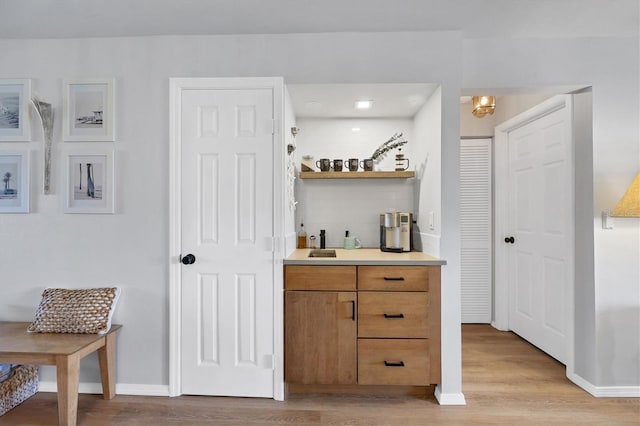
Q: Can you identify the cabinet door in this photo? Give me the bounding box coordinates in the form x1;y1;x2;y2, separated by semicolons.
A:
285;291;356;384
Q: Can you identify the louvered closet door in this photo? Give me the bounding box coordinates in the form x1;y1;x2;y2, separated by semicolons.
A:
460;138;492;323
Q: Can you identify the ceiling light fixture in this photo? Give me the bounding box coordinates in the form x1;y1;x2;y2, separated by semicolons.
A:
355;100;373;110
472;95;496;118
351;127;361;132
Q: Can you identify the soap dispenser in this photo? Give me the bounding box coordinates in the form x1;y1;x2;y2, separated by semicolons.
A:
320;229;326;249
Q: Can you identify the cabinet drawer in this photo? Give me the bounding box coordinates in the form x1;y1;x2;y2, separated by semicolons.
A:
358;292;429;338
285;265;356;290
358;266;429;291
358;339;430;385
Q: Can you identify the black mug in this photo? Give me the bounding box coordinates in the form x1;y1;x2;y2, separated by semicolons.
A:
360;158;373;171
316;158;331;172
332;159;344;172
347;158;359;172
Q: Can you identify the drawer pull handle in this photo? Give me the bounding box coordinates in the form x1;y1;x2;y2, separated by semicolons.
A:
350;300;356;321
384;361;405;367
383;277;405;281
383;313;405;319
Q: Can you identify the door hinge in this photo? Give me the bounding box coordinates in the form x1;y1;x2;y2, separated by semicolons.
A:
266;236;276;252
263;354;275;370
270;119;280;135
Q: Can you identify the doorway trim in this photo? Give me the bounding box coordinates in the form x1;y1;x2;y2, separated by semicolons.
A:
493;95;575;377
168;77;285;399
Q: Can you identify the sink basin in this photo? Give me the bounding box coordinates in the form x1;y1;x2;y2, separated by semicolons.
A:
308;249;337;258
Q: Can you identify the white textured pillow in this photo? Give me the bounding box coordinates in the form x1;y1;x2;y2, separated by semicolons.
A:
27;287;121;334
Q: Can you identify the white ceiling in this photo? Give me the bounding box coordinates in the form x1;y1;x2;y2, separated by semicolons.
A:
0;0;637;40
288;84;439;119
1;1;634;118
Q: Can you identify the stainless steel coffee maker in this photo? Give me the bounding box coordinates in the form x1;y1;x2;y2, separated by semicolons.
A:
380;212;413;252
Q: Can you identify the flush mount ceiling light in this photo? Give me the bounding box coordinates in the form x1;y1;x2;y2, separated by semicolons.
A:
472;95;496;118
355;100;373;109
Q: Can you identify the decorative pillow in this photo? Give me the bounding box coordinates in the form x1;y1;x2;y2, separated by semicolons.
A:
27;287;121;334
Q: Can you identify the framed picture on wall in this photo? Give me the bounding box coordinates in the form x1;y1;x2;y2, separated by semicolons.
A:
0;79;31;141
0;150;30;213
63;78;115;141
64;150;114;213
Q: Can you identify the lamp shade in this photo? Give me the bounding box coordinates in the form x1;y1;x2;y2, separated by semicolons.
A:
612;172;640;217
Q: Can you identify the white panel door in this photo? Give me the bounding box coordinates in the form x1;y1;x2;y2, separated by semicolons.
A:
180;88;274;397
507;105;572;364
460;138;492;323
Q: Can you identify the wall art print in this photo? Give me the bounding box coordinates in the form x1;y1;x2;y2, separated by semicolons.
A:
0;79;31;141
0;151;30;213
63;78;115;141
65;150;114;213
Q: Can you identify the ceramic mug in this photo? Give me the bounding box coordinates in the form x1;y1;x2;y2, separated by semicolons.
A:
360;158;373;171
316;158;331;172
332;159;344;172
343;236;362;249
347;158;359;172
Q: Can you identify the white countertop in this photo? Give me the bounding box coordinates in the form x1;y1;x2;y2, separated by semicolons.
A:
284;248;446;266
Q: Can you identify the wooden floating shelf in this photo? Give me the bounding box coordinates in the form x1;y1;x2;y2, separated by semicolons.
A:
299;171;415;179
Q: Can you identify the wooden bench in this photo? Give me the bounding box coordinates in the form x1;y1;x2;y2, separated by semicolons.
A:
0;321;121;426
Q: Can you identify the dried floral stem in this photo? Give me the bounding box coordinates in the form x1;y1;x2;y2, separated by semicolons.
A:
371;132;408;162
31;98;54;194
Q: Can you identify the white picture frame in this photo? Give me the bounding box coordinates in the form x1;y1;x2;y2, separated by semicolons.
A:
0;150;30;213
64;150;114;214
0;79;31;141
63;78;115;141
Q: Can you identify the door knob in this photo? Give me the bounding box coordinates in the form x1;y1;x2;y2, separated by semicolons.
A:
181;254;196;265
504;236;515;244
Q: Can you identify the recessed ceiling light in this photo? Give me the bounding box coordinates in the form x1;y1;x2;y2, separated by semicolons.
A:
352;127;361;132
355;100;373;109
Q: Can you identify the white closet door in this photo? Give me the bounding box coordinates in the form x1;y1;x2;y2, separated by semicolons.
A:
460;138;492;323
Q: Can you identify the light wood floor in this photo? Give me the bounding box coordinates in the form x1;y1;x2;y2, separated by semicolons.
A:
3;325;638;425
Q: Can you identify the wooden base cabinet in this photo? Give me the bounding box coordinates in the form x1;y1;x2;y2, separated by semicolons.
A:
285;291;356;384
285;264;441;391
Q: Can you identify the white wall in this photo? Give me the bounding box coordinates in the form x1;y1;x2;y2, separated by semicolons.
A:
463;35;640;388
0;26;637;397
0;31;465;397
460;102;496;137
413;87;442;256
283;86;298;255
460;94;552;138
294;117;415;248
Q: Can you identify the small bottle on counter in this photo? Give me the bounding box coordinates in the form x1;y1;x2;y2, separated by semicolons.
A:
297;223;307;248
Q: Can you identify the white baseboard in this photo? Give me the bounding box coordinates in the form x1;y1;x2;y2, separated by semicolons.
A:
434;385;466;405
568;373;640;398
38;381;171;397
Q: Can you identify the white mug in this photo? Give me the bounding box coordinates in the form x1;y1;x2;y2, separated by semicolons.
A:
343;236;361;249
